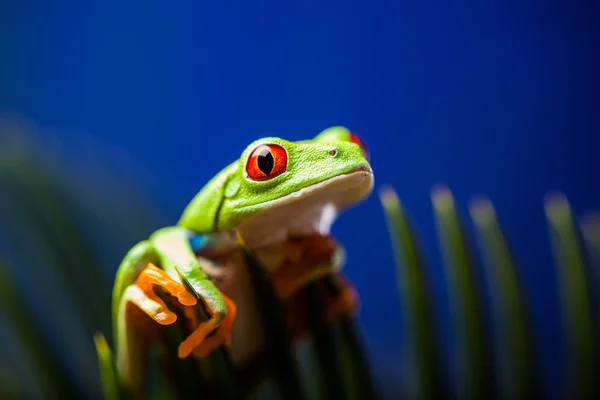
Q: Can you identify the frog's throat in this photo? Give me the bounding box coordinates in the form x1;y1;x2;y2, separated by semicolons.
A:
233;166;374;248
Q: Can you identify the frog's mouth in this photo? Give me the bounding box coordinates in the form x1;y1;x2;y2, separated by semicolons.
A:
234;165;374;247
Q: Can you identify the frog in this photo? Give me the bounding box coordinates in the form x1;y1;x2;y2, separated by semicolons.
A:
111;126;374;393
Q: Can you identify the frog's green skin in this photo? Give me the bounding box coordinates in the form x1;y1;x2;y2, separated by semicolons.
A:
112;126;373;390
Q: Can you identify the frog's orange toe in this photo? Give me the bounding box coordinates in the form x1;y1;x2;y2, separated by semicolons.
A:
191;295;237;357
132;263;198;327
179;292;237;359
154;310;177;325
136;263;197;307
177;318;219;358
176;291;197;307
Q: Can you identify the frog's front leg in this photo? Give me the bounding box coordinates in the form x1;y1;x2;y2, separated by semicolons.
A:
115;262;197;395
270;235;344;300
150;227;237;359
268;236;360;334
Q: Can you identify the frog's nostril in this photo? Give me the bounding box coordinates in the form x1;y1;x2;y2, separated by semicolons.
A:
328;147;338;157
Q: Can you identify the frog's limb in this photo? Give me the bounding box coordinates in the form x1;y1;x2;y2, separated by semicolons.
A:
133;263;197;324
150;226;234;359
135;264;197;309
189;292;237;357
271;236;345;300
274;240;358;338
272;261;337;299
112;241;159;341
112;241;157;394
115;263;198;394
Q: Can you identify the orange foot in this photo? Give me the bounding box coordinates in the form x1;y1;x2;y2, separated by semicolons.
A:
176;291;237;358
134;263;197;325
133;263;237;359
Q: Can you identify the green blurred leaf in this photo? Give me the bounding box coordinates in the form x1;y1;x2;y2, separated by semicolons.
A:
0;260;81;399
379;187;447;398
322;276;378;400
469;197;541;399
304;281;346;400
94;333;120;400
581;212;600;343
581;212;600;300
545;194;599;398
0;161;111;333
432;186;495;398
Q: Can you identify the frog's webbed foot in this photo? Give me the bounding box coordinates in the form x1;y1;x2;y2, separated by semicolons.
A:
178;289;237;359
128;263;236;359
131;263;197;325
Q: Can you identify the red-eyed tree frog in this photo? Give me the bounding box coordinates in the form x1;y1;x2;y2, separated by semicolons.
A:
112;126;373;392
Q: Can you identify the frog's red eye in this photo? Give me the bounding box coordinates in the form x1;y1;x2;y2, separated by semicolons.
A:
246;144;288;181
350;132;369;160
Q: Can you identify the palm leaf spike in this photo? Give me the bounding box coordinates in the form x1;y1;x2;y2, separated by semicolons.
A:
544;194;599;399
581;212;600;300
236;232;305;400
0;126;111;334
379;186;447;398
336;318;378;399
431;185;495;399
305;275;370;400
94;333;120;400
322;275;379;400
580;211;600;374
304;281;345;400
469;196;541;399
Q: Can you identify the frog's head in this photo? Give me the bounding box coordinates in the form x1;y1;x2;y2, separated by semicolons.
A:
179;126;373;246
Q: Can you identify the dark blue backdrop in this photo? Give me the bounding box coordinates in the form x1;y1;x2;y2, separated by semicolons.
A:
2;1;599;396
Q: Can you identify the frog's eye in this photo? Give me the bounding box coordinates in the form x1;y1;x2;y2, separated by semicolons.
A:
246;144;288;181
349;132;370;160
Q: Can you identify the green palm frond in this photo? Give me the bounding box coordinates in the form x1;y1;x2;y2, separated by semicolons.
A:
0;260;81;398
381;186;600;399
0;119;164;398
94;333;119;400
545;194;599;398
380;187;447;398
469;197;541;398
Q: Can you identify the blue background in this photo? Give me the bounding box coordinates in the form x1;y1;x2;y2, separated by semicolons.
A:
2;0;599;397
